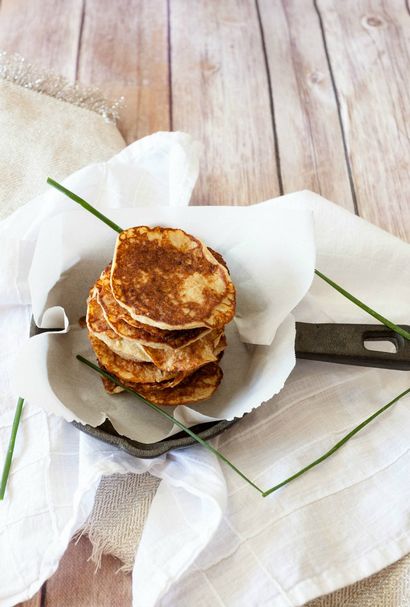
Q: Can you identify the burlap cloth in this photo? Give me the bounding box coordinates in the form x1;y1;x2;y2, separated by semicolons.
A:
0;52;408;606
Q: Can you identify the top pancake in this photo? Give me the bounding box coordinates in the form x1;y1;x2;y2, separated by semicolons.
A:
110;226;236;330
96;265;209;348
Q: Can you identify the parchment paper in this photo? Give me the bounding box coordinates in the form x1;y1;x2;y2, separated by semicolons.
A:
13;201;315;442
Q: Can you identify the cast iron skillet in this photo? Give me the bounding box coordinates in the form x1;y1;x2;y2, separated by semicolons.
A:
31;321;410;458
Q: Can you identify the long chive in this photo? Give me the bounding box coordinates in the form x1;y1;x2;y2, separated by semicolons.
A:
76;355;264;494
0;397;24;500
47;178;123;234
315;270;410;341
1;182;404;500
77;355;409;498
48;178;409;341
262;387;410;497
46;180;410;496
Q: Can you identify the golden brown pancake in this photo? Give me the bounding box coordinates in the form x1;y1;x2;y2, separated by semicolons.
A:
99;365;190;394
102;361;223;406
110;226;236;330
86;289;118;340
87;291;151;362
101;376;124;394
208;248;228;272
89;335;187;385
143;330;226;372
96;266;210;348
88;288;226;371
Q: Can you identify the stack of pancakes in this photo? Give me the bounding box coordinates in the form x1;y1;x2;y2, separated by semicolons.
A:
86;226;236;406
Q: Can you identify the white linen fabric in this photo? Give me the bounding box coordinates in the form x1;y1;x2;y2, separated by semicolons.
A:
0;132;198;605
0;132;409;607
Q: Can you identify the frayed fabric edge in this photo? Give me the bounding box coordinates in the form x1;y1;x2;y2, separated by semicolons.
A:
73;525;134;574
0;50;124;123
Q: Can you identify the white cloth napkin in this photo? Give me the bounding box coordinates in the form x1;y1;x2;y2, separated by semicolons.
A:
0;132;409;607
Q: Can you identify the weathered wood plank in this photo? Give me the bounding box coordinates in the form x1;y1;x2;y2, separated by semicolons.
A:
17;592;43;607
44;537;132;607
78;0;169;143
0;0;83;80
316;0;410;239
4;2;410;607
170;0;280;205
18;535;133;607
258;0;355;211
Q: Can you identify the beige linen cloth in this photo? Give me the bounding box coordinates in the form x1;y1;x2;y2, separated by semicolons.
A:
0;52;408;606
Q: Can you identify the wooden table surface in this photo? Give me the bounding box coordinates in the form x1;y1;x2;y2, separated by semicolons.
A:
0;0;408;605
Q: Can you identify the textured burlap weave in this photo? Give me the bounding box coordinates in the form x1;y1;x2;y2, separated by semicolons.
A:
84;474;410;606
82;474;160;571
0;51;408;606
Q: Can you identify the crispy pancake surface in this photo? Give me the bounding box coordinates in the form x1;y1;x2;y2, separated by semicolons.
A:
111;226;236;330
96;266;209;347
87;292;151;361
86;289;117;340
102;361;223;405
100;365;190;393
143;330;226;372
88;291;226;371
89;335;187;385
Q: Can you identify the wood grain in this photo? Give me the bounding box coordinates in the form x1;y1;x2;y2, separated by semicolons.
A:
170;0;280;205
78;0;169;142
43;536;131;607
0;0;83;79
4;1;410;606
316;0;410;239
258;0;355;211
16;592;43;607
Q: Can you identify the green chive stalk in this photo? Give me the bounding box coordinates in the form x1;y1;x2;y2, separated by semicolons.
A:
0;397;24;500
77;355;409;498
315;270;410;341
262;387;410;496
2;179;408;500
47;178;410;341
77;355;264;495
46;178;123;234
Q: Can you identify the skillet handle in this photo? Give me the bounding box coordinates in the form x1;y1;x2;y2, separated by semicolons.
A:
295;323;410;371
30;318;410;371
